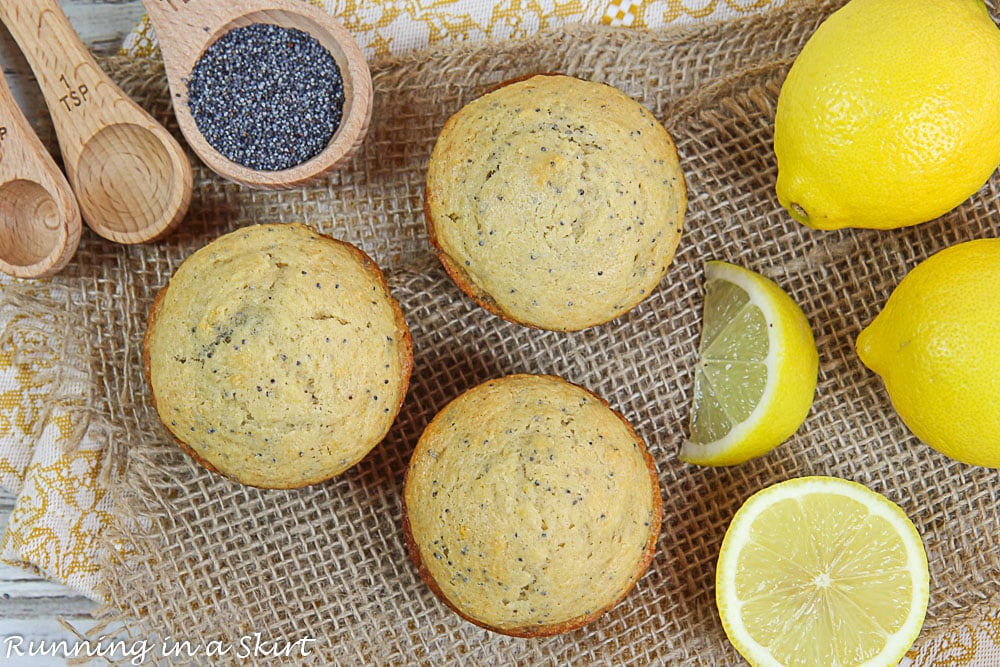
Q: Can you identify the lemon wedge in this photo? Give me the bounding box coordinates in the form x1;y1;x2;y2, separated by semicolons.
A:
680;261;818;466
716;476;930;667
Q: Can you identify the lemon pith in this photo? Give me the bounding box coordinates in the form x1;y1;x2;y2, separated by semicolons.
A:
774;0;1000;230
681;261;818;466
857;238;1000;467
717;476;930;667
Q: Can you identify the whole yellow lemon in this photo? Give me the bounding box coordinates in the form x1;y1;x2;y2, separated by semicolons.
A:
774;0;1000;230
856;239;1000;467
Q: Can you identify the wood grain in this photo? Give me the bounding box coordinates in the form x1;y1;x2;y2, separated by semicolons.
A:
0;54;81;278
0;2;146;149
0;0;144;649
0;0;192;244
142;0;373;189
0;489;99;658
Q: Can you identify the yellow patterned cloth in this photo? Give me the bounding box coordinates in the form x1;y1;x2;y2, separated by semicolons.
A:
1;1;996;665
906;617;1000;667
121;0;785;58
3;0;789;606
0;296;115;601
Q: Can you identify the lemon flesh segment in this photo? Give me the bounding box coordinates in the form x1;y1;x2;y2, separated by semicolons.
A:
717;476;929;667
681;261;818;466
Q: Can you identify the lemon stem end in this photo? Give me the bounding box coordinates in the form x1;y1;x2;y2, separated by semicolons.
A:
787;202;812;226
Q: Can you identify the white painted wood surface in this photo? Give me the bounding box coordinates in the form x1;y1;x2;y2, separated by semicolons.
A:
0;4;964;666
0;1;145;660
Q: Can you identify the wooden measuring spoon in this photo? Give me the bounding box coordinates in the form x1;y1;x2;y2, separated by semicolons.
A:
0;69;80;278
0;0;192;245
141;0;373;190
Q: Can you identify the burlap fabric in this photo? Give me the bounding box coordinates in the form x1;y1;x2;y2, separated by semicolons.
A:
11;0;1000;663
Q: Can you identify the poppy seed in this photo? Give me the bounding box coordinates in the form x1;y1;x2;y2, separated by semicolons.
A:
186;23;345;171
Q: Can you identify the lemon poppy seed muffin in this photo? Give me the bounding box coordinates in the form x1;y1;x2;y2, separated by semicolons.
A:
425;74;687;331
143;223;412;488
402;374;662;636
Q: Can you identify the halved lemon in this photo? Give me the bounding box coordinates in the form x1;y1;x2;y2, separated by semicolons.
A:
680;261;818;466
716;476;929;667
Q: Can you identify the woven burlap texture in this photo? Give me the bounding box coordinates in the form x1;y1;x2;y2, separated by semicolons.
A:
12;0;1000;663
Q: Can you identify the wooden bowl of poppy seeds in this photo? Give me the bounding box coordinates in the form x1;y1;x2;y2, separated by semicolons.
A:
142;0;373;189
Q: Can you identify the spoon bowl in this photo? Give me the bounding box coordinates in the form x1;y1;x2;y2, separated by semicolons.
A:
142;0;373;190
0;0;192;245
0;70;80;279
74;123;188;241
0;179;76;277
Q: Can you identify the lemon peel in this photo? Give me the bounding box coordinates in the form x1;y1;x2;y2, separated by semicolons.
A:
774;0;1000;230
680;261;817;466
716;476;929;667
857;238;1000;467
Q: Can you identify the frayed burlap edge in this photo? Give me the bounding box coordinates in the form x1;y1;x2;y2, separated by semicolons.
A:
12;2;997;664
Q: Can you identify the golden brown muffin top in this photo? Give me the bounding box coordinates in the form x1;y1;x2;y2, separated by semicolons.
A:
403;374;661;636
426;74;686;331
144;223;412;488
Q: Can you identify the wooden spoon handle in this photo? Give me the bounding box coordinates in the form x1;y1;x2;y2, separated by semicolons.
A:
141;0;362;100
0;67;65;197
141;0;233;77
0;0;170;178
0;71;80;277
0;0;193;244
141;0;373;189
